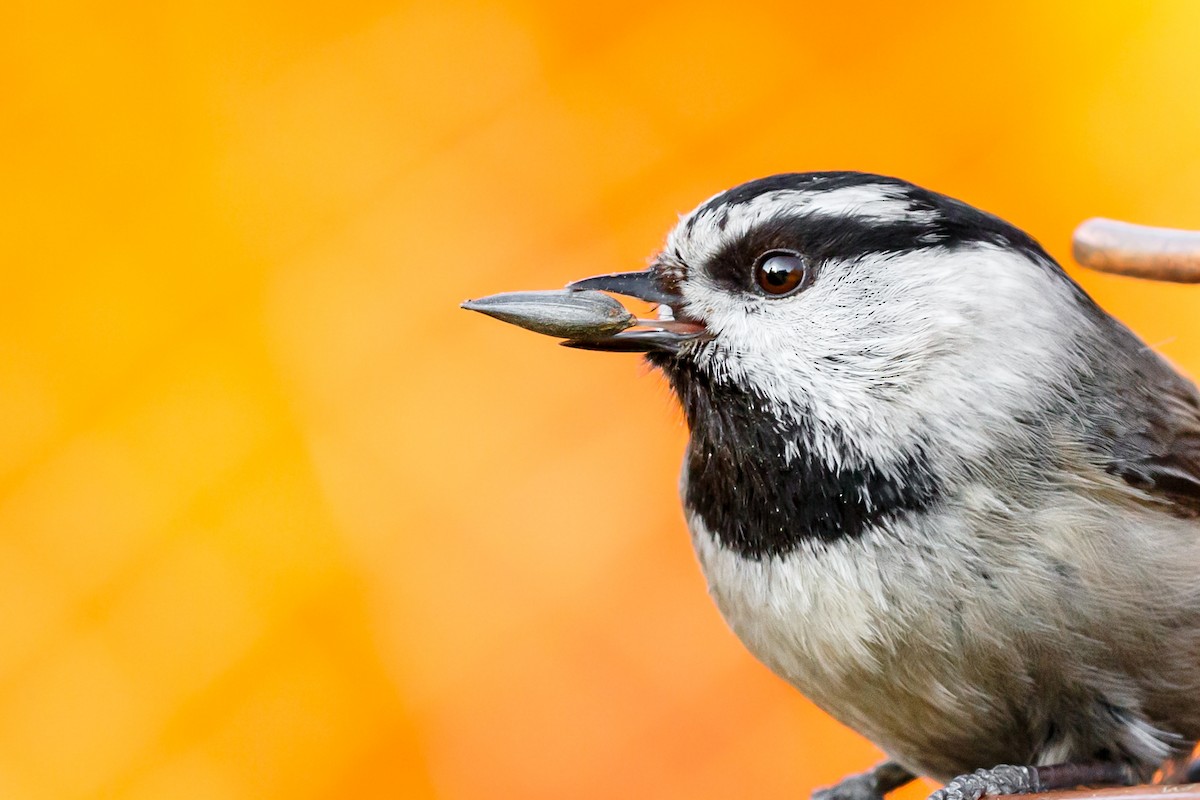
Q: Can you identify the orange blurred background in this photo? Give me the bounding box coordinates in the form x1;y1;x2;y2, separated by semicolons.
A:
2;2;1200;798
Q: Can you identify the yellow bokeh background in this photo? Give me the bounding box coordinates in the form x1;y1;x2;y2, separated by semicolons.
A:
2;2;1200;798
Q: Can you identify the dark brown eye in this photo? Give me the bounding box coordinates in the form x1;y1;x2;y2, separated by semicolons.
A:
754;251;809;296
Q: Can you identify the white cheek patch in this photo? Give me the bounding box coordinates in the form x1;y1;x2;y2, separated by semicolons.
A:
675;246;1082;475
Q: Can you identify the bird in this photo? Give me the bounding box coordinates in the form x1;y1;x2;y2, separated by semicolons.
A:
462;172;1200;800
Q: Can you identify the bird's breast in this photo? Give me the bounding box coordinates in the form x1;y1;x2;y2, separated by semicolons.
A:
682;505;1038;780
686;510;895;693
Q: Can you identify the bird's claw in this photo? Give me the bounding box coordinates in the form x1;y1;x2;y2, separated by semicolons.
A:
928;765;1038;800
813;771;887;800
814;762;915;800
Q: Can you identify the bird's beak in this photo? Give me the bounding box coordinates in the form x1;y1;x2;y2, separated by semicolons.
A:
566;268;681;306
462;267;704;353
562;268;702;352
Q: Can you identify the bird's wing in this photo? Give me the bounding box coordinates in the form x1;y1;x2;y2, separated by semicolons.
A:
1105;376;1200;516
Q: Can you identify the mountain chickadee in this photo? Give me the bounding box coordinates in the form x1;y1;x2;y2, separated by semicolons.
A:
463;172;1200;800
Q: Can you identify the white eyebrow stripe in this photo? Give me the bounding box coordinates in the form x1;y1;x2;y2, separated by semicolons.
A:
669;185;938;265
799;186;933;221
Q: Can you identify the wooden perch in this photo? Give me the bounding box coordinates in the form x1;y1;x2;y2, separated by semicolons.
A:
1022;785;1200;800
1073;218;1200;283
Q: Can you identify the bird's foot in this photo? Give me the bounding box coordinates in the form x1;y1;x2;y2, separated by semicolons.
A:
814;761;915;800
813;771;888;800
928;762;1135;800
927;765;1038;800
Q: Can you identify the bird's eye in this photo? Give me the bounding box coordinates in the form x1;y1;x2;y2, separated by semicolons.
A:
754;251;809;296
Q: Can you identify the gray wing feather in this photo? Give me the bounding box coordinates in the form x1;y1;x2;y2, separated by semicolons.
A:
1097;332;1200;515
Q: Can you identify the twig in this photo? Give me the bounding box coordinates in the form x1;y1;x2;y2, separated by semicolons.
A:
1073;218;1200;283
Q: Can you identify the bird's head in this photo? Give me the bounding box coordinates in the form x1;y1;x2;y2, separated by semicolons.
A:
464;172;1113;555
562;172;1093;468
